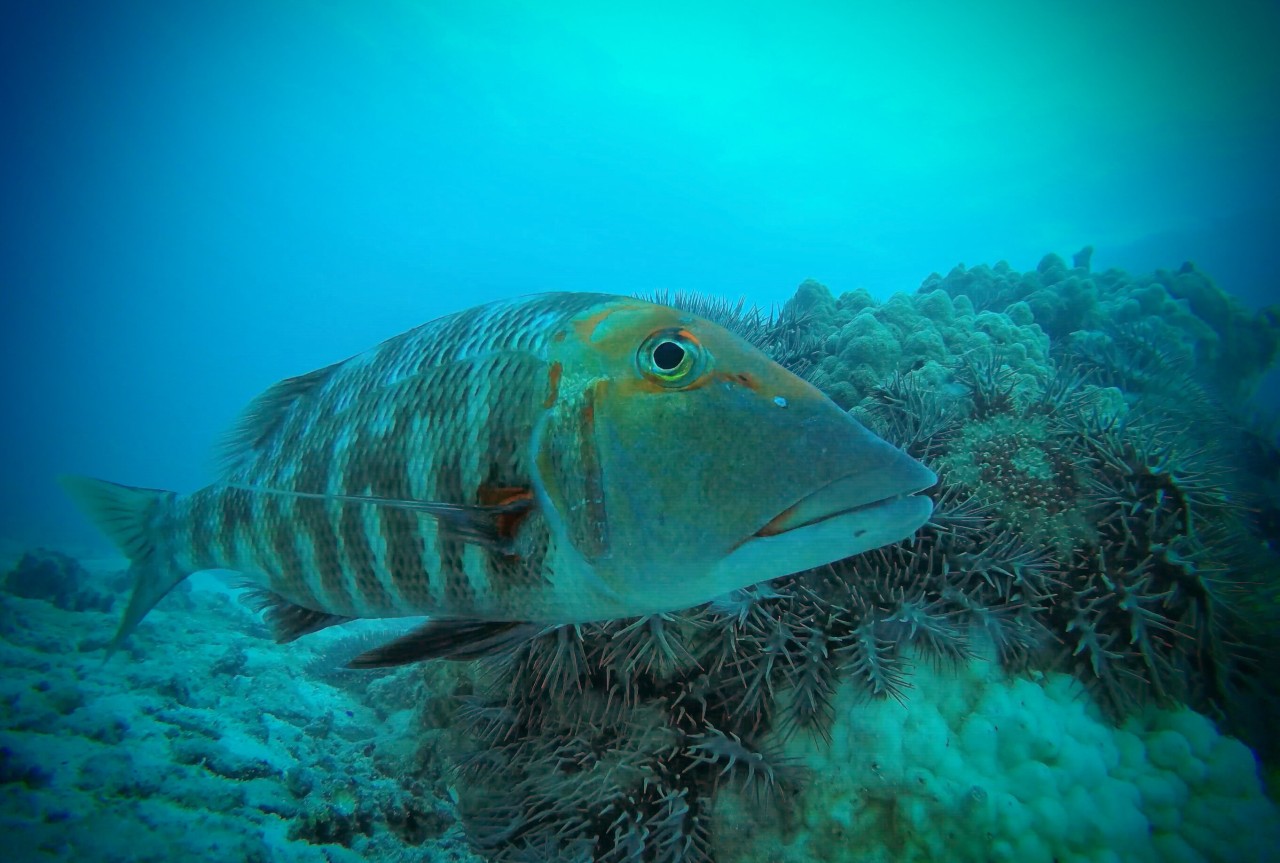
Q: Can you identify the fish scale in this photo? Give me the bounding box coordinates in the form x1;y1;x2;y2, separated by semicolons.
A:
202;294;614;618
61;291;937;667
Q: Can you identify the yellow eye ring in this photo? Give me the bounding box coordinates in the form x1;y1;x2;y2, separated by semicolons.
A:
637;328;706;387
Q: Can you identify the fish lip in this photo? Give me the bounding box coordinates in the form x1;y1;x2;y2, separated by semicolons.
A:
754;494;905;537
754;463;937;538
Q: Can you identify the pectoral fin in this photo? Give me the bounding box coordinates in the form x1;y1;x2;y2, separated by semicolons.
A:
347;619;544;667
227;483;533;553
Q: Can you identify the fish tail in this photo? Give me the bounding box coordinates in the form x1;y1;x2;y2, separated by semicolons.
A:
58;475;190;657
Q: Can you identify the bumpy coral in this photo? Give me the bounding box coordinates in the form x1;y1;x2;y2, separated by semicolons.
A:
776;280;1050;410
919;251;1280;402
715;645;1280;863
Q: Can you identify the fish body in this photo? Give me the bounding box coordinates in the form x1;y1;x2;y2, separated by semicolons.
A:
62;292;936;664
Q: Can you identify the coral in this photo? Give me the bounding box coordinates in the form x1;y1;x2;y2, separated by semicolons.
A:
530;258;1280;862
8;254;1276;863
0;566;477;863
768;280;1050;410
819;256;1274;722
0;744;52;789
3;548;114;612
921;250;1280;401
715;645;1280;863
289;780;453;848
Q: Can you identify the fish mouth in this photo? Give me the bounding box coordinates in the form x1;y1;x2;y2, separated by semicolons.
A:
706;452;937;597
754;460;938;538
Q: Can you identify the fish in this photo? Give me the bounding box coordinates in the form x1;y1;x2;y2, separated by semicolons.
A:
60;292;937;666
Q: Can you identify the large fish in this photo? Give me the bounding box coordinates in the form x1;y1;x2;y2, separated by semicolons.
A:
62;293;936;666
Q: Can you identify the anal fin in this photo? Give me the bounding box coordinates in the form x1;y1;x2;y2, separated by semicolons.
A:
347;619;543;667
242;587;353;643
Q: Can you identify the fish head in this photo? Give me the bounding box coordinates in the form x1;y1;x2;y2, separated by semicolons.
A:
533;297;936;616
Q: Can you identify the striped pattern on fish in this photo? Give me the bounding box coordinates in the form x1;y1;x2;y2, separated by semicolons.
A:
61;291;938;666
176;292;613;621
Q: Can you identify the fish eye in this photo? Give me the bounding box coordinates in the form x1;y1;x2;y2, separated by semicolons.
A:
637;328;706;387
653;340;685;370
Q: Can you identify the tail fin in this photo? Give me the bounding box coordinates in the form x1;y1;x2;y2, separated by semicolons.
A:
58;475;192;656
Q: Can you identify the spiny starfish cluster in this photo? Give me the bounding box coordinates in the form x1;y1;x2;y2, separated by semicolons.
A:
436;292;1277;862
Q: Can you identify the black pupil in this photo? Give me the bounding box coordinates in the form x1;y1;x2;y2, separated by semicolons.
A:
653;340;686;371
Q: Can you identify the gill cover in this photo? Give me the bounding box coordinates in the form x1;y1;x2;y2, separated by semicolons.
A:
533;378;610;564
531;300;690;574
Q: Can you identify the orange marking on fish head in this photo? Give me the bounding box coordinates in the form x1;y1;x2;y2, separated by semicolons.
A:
558;299;819;407
718;370;760;391
572;302;652;344
543;362;563;408
582;383;597;427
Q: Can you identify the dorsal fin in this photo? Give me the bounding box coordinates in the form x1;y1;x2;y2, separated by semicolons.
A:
216;361;344;471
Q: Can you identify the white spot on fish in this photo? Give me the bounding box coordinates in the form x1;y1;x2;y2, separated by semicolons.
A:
773;396;788;408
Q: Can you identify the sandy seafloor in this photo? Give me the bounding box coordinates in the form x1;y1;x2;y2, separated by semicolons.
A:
0;539;484;863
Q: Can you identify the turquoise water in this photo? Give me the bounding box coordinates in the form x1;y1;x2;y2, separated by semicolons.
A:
2;2;1278;862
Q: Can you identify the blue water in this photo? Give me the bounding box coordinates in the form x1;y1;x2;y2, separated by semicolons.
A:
3;0;1278;548
2;3;1279;862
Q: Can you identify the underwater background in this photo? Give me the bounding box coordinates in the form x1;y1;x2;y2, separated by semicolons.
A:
3;1;1280;862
